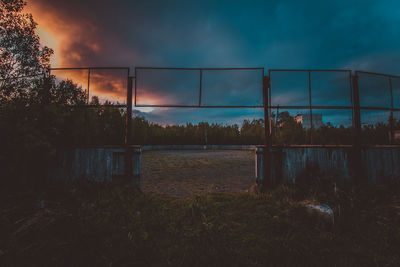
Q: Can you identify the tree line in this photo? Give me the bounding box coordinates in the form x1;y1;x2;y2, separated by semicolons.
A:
57;104;395;147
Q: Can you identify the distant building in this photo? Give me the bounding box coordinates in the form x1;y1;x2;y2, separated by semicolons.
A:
395;131;400;140
294;113;323;129
390;130;400;143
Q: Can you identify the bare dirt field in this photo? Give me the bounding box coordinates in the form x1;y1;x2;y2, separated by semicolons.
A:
141;150;255;197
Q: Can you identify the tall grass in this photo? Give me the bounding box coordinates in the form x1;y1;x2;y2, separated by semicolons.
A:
0;179;399;266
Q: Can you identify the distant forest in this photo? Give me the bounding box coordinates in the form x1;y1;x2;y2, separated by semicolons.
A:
53;93;395;146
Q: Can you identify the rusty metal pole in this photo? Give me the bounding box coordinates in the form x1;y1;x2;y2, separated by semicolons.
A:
85;69;91;145
87;68;91;102
308;71;313;144
262;75;272;191
389;77;394;144
352;74;361;144
125;75;133;183
352;73;363;185
199;69;203;106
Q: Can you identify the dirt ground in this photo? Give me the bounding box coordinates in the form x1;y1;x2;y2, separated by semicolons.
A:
141;150;255;197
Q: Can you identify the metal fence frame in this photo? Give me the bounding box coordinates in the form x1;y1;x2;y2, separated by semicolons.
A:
49;67;130;107
46;67;400;186
268;69;354;144
354;71;400;144
49;67;134;181
134;67;265;108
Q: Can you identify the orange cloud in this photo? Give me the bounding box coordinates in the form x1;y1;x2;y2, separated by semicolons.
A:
25;3;129;104
25;1;169;107
26;1;101;67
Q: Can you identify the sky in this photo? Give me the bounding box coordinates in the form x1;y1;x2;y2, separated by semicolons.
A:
26;0;400;126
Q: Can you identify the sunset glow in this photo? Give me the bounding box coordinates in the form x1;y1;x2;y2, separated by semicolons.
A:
27;1;104;67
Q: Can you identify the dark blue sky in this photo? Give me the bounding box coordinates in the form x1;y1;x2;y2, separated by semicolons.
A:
31;0;400;126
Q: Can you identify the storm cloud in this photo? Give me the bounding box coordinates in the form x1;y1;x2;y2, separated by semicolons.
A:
27;0;400;124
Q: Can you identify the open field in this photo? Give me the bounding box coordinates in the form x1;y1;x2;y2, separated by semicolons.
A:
141;150;255;197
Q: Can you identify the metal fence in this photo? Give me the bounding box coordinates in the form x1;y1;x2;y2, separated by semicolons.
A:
3;66;400;184
133;67;400;146
46;67;131;147
48;67;134;180
3;66;400;146
49;67;130;106
268;70;354;145
355;71;400;144
134;67;264;108
267;69;400;146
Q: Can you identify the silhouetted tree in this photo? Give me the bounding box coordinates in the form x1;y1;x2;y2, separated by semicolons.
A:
0;0;53;99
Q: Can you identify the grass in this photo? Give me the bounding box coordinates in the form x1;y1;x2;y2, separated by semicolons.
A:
141;150;255;197
1;178;399;266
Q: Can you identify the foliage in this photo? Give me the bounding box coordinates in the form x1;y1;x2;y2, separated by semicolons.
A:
0;78;88;186
0;0;53;99
0;181;399;266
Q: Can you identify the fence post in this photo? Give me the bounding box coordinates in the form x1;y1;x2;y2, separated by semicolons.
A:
308;71;313;144
125;75;133;184
85;69;91;145
389;77;395;144
352;72;363;185
260;75;272;190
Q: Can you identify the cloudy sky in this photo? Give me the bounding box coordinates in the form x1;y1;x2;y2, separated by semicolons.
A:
26;0;400;126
